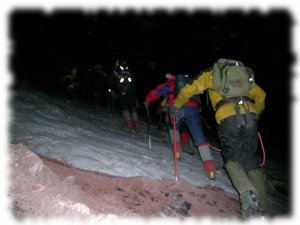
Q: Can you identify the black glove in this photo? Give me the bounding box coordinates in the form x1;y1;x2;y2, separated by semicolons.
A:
144;100;150;108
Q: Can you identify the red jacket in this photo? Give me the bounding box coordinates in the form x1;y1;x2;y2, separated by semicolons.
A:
145;74;200;108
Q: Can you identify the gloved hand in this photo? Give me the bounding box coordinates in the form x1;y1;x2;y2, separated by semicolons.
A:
144;101;150;108
170;105;181;118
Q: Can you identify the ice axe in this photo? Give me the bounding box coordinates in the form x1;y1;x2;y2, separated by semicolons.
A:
171;114;179;181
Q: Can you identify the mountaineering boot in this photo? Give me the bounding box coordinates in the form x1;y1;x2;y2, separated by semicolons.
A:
225;160;260;220
175;142;182;159
133;120;141;129
240;190;261;219
198;145;216;180
131;111;140;129
248;169;270;216
124;120;133;129
180;132;197;155
203;160;216;180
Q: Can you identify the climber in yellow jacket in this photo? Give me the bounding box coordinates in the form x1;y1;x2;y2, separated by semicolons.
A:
174;70;265;124
172;58;269;219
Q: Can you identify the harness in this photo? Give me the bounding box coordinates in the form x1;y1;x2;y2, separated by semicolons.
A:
215;96;255;127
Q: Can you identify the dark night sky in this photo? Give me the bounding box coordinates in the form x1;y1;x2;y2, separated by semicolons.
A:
9;9;294;160
10;10;292;80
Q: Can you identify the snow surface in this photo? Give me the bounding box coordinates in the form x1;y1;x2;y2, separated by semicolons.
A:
9;80;290;219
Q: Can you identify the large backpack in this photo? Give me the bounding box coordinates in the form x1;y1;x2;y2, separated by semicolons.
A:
212;58;255;97
212;59;256;123
113;68;135;96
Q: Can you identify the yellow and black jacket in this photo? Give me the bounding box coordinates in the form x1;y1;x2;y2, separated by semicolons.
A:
173;70;266;124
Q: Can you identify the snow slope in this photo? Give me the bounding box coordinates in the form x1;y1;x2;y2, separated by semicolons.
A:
9;80;290;218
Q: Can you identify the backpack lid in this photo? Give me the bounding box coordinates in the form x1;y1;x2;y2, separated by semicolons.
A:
212;58;255;97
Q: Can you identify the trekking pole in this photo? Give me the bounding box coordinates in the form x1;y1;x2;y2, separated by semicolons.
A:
171;114;179;181
145;105;152;149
